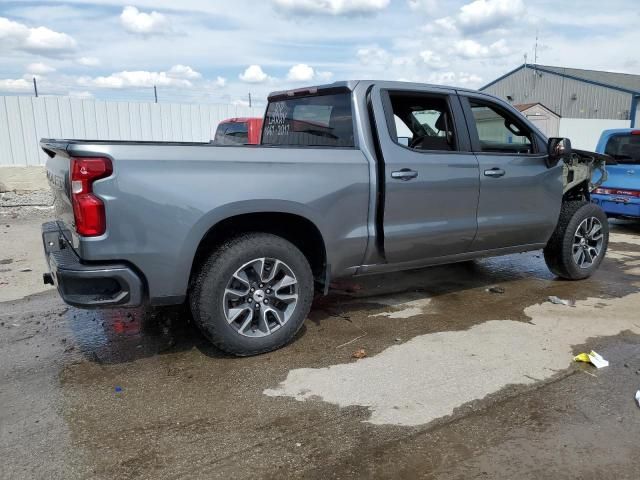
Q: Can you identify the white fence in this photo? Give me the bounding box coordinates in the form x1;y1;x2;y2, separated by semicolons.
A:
559;118;631;151
0;96;263;166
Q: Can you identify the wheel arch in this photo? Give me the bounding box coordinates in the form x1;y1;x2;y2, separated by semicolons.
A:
564;179;591;202
187;205;328;289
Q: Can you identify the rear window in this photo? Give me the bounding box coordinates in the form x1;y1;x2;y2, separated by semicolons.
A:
605;133;640;163
262;92;354;147
214;122;248;145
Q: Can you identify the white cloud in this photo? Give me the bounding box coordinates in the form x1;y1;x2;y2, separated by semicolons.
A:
232;99;251;107
407;0;437;12
0;16;76;55
391;56;416;68
423;16;457;33
453;38;510;59
26;62;55;74
76;57;101;67
419;50;448;69
239;65;269;83
457;72;483;86
424;0;524;35
273;0;389;16
0;17;28;41
422;71;483;88
316;70;334;82
120;6;170;35
24;26;77;52
78;70;192;89
167;64;201;80
287;63;315;82
357;46;391;66
457;0;524;33
215;76;227;87
286;64;333;83
0;78;32;92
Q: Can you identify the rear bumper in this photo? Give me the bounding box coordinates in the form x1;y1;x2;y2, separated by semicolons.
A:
591;195;640;218
42;221;144;308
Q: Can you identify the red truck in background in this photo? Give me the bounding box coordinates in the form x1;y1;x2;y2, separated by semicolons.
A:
213;117;263;145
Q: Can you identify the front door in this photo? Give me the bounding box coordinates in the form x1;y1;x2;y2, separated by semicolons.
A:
369;86;480;264
460;94;562;251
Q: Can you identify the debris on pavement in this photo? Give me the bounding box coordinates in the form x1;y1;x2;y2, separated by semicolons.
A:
574;351;609;369
487;286;505;294
548;295;576;307
115;386;123;393
352;348;367;359
19;268;32;272
636;390;640;408
336;332;367;349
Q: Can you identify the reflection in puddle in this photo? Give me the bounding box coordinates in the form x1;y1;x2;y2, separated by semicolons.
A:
64;305;200;364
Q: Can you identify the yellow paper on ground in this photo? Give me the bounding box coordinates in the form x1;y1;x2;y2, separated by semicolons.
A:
574;351;609;369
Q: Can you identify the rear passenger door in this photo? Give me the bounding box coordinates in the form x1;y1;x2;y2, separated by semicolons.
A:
370;86;480;264
459;93;562;251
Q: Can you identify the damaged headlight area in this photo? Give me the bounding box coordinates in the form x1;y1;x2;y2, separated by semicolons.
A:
563;149;609;195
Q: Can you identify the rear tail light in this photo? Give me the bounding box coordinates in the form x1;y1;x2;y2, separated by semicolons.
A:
593;187;640;198
70;157;112;236
631;130;640;135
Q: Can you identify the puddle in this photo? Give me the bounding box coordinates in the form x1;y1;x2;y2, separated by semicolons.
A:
264;289;640;426
367;294;432;319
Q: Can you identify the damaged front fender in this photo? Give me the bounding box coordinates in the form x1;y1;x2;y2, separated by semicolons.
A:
562;149;609;195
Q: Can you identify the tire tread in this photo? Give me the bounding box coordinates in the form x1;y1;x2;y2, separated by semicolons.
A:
190;233;313;356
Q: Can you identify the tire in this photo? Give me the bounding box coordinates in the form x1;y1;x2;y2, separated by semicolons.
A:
543;201;609;280
190;233;313;356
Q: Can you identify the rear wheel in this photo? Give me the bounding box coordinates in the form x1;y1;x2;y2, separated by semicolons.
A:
543;201;609;280
190;233;313;356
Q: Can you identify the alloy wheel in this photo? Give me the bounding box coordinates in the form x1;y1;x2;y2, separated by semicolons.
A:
572;217;604;269
223;257;298;337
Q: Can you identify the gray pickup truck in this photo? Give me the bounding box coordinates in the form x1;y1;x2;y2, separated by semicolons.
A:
41;80;609;355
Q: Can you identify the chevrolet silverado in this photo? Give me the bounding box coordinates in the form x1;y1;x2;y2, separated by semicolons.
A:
41;80;609;355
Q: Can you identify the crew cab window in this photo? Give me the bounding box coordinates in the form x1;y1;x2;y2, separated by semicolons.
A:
469;101;533;154
387;93;456;151
604;133;640;163
262;92;354;147
214;122;248;145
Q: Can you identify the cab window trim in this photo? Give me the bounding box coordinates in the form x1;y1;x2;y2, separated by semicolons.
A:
460;95;545;156
379;89;472;155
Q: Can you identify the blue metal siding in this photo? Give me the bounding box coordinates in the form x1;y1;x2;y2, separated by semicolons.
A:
482;65;634;120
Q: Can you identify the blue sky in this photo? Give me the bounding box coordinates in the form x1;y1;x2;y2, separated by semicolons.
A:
1;0;639;106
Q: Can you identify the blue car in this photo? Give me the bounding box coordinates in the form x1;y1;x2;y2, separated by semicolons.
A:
591;128;640;219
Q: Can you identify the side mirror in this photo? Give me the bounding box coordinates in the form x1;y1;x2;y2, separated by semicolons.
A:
547;137;572;167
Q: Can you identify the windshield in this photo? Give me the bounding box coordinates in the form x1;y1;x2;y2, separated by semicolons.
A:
604;133;640;164
214;122;249;145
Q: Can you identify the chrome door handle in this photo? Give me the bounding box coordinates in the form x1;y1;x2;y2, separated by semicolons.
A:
391;169;418;181
484;168;505;178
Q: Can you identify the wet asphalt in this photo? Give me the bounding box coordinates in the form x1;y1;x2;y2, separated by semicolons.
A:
1;219;640;479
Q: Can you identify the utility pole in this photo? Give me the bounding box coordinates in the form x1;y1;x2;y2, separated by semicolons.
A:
33;77;38;97
248;92;252;108
154;85;158;103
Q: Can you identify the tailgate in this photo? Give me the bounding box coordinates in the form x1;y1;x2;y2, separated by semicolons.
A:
41;140;76;247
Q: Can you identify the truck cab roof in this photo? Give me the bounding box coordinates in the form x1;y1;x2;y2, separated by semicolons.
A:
267;79;504;104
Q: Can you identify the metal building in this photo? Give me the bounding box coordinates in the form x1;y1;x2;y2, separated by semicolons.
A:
481;64;640;149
